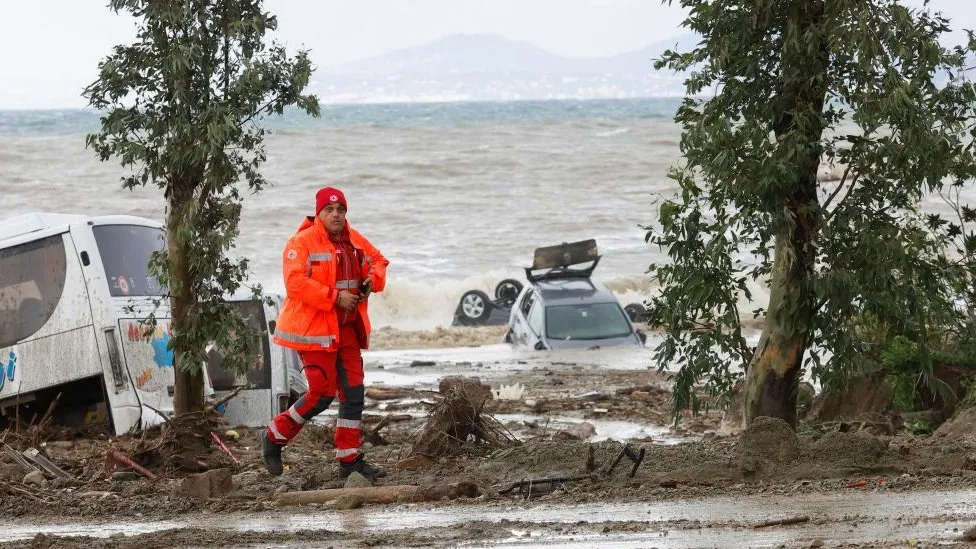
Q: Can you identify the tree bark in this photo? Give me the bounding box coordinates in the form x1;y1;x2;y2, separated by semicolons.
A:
169;184;205;415
743;231;813;428
743;1;828;429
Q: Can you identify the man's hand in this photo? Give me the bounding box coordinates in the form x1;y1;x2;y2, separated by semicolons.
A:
361;278;373;297
337;290;360;311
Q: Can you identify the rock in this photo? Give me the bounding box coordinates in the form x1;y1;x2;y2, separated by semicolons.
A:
736;416;800;472
810;539;824;548
23;470;47;487
179;468;235;499
344;471;373;489
334;494;366;510
31;533;54;549
111;471;143;482
556;421;597;441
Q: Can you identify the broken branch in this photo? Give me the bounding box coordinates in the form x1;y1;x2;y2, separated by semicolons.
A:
753;516;810;528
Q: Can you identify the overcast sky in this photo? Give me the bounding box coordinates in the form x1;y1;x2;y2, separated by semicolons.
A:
1;0;973;109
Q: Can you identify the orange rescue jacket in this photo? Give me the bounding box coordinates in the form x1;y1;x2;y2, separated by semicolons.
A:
273;216;389;351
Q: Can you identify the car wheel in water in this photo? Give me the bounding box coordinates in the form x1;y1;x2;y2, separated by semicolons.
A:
494;279;523;305
458;290;493;325
624;303;647;323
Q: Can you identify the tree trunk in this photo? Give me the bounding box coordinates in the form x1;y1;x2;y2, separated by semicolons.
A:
169;185;205;415
743;230;813;428
743;1;828;429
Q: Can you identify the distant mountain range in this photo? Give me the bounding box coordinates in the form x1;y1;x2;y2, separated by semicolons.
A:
313;33;698;104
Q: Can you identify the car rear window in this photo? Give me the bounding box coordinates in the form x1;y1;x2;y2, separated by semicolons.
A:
545;302;632;341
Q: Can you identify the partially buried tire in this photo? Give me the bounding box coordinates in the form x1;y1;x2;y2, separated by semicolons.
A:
456;290;493;325
624;303;647;323
494;279;523;305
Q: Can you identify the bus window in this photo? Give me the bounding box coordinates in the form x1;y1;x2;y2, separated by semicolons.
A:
0;235;67;347
205;300;272;391
92;225;166;297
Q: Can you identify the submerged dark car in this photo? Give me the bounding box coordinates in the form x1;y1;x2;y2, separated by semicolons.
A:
453;279;524;327
503;240;645;350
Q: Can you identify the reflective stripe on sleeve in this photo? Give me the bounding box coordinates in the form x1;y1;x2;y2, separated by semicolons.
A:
309;253;333;261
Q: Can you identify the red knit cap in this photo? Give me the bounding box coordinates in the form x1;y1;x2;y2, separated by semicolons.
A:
315;186;347;214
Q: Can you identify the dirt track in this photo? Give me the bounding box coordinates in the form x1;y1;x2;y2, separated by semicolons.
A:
2;336;976;548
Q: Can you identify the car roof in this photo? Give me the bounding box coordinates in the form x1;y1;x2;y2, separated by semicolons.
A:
532;277;620;307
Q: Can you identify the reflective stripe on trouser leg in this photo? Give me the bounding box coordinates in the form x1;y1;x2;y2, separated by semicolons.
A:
335;385;364;462
334;327;365;462
267;358;336;444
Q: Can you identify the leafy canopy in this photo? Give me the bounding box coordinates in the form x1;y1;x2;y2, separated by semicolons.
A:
85;0;320;376
648;0;976;415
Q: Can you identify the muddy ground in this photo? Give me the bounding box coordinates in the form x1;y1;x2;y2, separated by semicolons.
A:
3;331;976;548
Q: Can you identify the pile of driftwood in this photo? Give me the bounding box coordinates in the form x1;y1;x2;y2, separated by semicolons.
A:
408;376;517;458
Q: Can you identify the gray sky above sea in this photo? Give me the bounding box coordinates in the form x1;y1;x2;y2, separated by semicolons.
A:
2;0;973;110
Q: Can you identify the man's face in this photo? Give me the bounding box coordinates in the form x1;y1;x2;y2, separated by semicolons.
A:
319;203;347;235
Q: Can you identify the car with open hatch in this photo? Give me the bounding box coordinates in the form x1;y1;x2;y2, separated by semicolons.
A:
503;239;646;350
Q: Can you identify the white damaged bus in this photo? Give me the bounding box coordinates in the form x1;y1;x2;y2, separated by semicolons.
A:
0;212;306;434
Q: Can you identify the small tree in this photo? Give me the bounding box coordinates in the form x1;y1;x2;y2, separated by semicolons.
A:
648;0;976;427
85;0;319;414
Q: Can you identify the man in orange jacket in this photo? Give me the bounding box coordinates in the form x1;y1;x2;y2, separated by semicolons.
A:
262;186;390;479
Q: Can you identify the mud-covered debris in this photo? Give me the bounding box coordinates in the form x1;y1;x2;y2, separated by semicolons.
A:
737;416;800;472
809;431;886;467
366;387;413;400
179;468;234;499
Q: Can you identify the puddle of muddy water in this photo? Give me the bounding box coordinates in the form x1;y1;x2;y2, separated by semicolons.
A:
364;344;658;389
492;413;687;444
6;489;975;547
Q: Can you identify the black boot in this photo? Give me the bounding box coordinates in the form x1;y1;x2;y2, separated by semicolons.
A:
339;455;387;480
261;431;284;476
